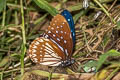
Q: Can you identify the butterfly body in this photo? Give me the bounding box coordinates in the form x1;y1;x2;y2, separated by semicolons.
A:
61;58;75;67
29;10;75;67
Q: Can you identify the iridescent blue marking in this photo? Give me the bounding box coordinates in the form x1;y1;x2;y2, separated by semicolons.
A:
61;10;75;45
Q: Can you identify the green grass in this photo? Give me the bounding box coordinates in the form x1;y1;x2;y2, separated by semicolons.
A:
0;0;120;80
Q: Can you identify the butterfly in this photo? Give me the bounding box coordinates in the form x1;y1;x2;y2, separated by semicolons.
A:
28;10;75;67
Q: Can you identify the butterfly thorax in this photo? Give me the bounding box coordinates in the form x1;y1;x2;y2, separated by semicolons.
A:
61;58;75;67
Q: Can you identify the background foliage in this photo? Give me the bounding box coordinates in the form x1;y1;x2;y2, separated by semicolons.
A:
0;0;120;80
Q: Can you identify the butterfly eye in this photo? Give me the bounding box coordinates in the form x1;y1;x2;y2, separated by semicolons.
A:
29;10;75;67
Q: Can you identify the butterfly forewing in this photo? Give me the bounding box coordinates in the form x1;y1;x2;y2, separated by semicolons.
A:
46;14;73;59
29;37;65;66
61;10;75;45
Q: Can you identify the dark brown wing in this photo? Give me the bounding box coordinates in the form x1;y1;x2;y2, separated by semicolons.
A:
45;14;73;60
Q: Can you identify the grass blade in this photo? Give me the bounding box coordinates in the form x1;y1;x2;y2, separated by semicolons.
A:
33;0;58;16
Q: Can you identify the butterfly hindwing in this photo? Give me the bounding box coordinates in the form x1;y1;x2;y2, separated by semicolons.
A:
29;37;65;66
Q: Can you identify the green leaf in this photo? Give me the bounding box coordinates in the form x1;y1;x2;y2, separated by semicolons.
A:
67;3;83;11
0;0;5;13
0;56;9;67
101;35;110;48
6;10;12;25
34;13;48;25
98;0;113;3
84;60;98;68
83;60;97;72
11;53;21;61
116;21;120;29
15;75;22;80
96;50;120;71
73;10;87;24
33;0;58;16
